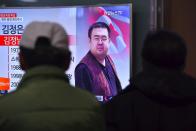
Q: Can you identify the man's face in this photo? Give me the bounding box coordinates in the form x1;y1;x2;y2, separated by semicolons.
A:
89;28;110;59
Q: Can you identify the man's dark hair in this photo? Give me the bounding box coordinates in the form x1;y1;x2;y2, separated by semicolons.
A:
20;37;71;69
142;30;187;70
88;22;111;39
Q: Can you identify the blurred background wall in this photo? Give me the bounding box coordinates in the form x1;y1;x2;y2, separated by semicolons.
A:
164;0;196;78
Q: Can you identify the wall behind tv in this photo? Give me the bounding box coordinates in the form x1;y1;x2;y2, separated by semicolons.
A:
132;0;159;75
164;0;196;78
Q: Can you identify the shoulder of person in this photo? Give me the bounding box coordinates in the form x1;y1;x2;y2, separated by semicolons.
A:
75;63;88;70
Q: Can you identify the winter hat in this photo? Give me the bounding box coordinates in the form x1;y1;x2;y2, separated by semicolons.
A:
20;21;69;50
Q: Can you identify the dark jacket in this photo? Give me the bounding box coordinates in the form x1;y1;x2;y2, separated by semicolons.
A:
0;66;105;131
105;68;196;131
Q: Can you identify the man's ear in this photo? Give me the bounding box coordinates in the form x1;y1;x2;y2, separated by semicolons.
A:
108;37;111;43
19;51;28;71
88;38;91;46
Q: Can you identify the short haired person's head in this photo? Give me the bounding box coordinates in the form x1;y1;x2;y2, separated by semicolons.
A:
142;30;187;71
19;21;71;71
88;22;111;59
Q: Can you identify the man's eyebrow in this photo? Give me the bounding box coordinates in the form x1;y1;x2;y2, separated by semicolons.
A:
93;35;100;37
93;35;107;37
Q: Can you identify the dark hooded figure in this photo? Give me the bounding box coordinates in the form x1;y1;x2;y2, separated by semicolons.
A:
105;30;196;131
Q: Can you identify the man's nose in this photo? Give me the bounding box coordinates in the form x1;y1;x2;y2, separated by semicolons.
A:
97;39;103;44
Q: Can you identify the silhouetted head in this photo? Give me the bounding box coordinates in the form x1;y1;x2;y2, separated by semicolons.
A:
19;21;71;71
142;30;187;71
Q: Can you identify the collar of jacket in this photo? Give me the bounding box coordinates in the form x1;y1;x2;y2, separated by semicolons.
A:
17;65;69;89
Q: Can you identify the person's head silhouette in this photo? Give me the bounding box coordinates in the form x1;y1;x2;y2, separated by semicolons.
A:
19;21;71;71
142;30;187;71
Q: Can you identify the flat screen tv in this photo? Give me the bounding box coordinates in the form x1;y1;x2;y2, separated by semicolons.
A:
0;4;132;100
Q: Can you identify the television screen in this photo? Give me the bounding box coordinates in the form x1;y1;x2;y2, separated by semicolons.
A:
0;4;132;100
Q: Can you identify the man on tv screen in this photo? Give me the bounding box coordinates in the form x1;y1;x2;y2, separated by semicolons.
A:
75;22;122;102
